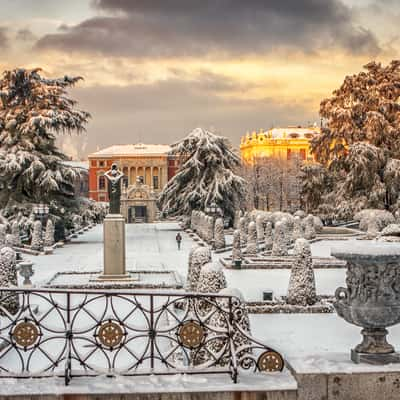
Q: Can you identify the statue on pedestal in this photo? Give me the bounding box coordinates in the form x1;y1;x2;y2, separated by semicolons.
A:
104;164;124;214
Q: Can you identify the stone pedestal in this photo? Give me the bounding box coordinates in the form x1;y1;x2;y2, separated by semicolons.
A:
98;214;130;281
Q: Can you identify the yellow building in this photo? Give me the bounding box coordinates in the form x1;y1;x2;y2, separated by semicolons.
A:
240;126;320;164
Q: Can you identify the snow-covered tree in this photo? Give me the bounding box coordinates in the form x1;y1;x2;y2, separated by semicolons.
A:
0;68;90;214
302;61;400;217
287;238;317;306
232;229;242;263
0;246;19;314
44;218;55;247
245;221;258;255
31;220;43;251
214;217;225;249
158;128;245;220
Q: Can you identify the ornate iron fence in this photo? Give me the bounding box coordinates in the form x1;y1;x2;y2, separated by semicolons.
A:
0;287;283;385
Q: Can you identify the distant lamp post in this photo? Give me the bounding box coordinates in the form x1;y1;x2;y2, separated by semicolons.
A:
33;204;49;225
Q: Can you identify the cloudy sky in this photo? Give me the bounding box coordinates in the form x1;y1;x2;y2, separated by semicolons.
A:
0;0;399;158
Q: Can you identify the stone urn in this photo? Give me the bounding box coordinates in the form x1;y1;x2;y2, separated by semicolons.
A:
332;243;400;364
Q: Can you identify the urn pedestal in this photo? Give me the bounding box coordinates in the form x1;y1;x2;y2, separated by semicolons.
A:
332;243;400;365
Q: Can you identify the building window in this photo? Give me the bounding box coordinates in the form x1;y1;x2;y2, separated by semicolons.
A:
91;160;97;167
99;175;106;190
99;161;105;167
300;149;306;160
123;176;128;187
153;176;159;189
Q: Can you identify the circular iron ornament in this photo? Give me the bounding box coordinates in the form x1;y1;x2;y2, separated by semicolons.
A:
97;321;124;348
12;322;39;348
179;321;205;348
257;351;284;372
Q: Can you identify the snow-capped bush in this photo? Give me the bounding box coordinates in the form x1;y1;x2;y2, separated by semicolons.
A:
214;218;225;249
303;215;316;240
256;214;264;242
239;217;247;247
264;222;273;251
31;220;43;251
44;219;55;247
11;221;21;247
287;238;317;306
186;246;212;292
245;221;258;255
0;224;6;248
292;216;305;241
354;209;395;232
197;262;227;294
0;246;19;314
232;229;242;262
271;221;288;256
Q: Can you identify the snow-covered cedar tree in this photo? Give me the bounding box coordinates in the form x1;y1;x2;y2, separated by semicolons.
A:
186;246;212;292
245;221;258;255
0;224;6;247
214;217;225;249
0;68;90;217
0;246;19;314
292;216;305;241
264;221;273;252
157;128;245;221
256;214;264;242
44;218;55;247
31;220;43;251
11;220;20;247
232;229;242;263
302;61;400;217
239;217;247;247
204;287;252;366
287;238;317;306
271;221;288;256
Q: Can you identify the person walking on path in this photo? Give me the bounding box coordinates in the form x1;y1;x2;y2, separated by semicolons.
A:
176;232;182;250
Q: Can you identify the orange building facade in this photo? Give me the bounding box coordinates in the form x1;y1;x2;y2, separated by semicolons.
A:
88;143;178;202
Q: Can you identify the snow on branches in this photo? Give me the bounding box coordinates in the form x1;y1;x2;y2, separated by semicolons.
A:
0;68;90;210
157;128;245;219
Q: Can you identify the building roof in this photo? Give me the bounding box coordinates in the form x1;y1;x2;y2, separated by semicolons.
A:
88;143;172;158
63;160;89;170
268;126;320;139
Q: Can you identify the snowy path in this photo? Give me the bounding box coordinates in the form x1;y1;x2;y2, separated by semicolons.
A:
31;222;192;286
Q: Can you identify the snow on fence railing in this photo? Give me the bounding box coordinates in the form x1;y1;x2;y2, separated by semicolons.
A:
0;288;284;385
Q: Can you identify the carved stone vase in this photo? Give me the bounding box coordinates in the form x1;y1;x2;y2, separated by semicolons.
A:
332;243;400;364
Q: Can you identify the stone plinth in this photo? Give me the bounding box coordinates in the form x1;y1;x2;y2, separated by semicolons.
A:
98;214;129;280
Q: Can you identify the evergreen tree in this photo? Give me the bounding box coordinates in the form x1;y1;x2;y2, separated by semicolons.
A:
0;68;90;213
158;128;245;220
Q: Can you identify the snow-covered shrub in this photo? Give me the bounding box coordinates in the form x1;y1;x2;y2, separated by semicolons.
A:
287;238;317;306
0;247;19;315
239;217;247;247
72;214;83;231
264;222;273;251
281;218;293;246
292;216;304;241
245;221;257;255
186;246;212;291
44;219;55;247
214;218;225;249
294;210;306;218
378;224;400;242
256;214;264;242
11;221;21;247
313;216;324;233
197;262;227;294
303;215;316;240
31;220;43;251
5;234;15;248
232;230;242;262
206;216;214;243
354;209;395;232
233;210;243;229
0;224;6;247
271;221;288;256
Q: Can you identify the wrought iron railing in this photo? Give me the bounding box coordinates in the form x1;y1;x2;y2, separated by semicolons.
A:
0;287;284;385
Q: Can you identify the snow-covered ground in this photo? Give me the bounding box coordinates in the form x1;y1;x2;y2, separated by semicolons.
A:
25;223;400;372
